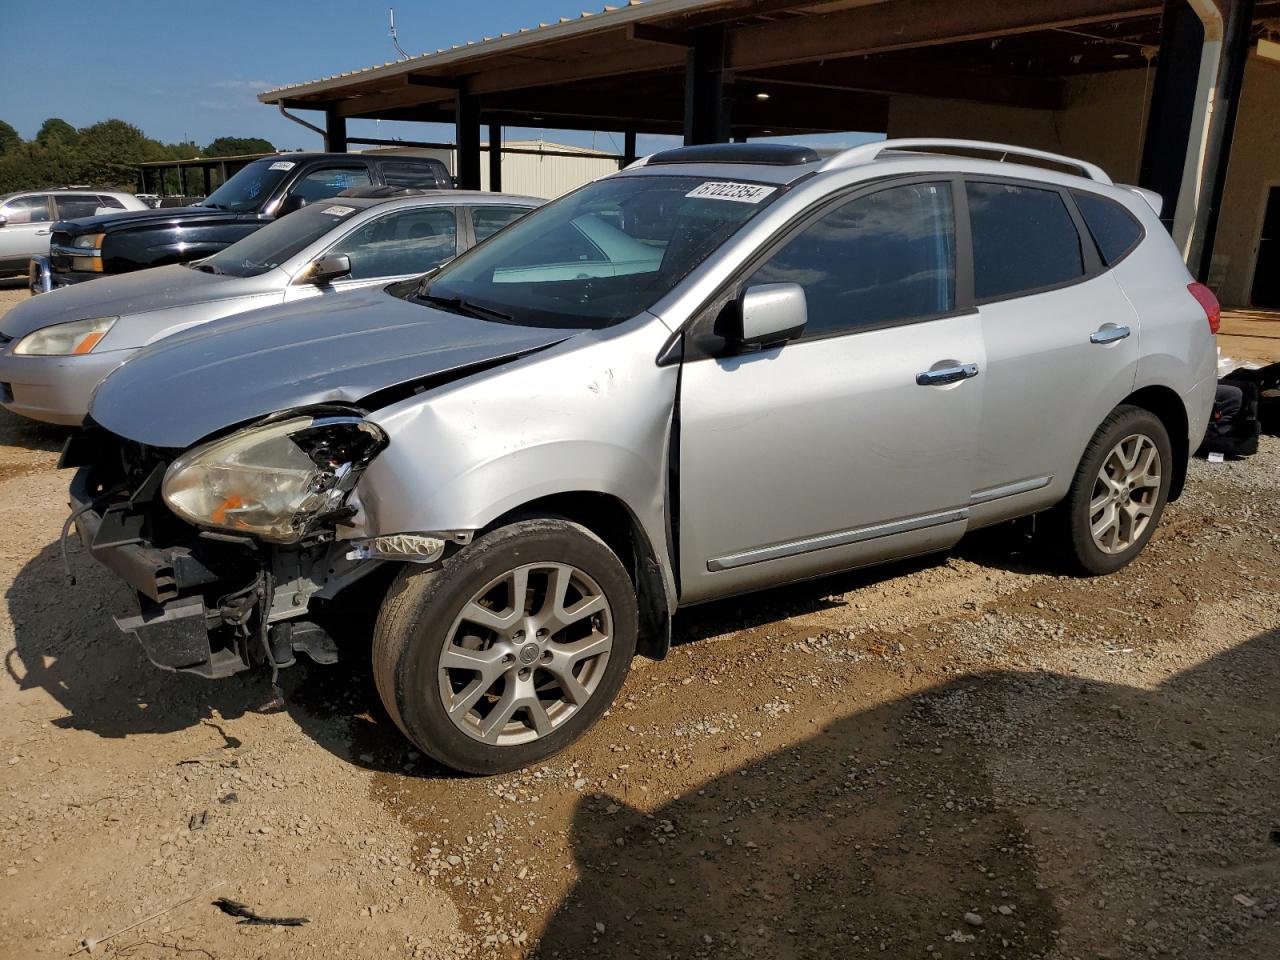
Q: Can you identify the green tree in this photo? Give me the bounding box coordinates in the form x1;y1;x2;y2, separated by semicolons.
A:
35;118;77;147
203;136;275;157
0;121;20;156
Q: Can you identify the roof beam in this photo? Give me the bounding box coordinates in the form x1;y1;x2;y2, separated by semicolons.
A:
740;58;1066;110
725;0;1162;71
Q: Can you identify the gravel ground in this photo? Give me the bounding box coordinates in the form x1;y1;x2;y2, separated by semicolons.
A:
0;285;1277;959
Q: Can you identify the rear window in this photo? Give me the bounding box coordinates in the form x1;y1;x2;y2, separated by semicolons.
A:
382;160;445;189
966;182;1085;301
1072;190;1143;266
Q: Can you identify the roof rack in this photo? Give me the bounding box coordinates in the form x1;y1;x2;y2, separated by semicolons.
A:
818;138;1112;185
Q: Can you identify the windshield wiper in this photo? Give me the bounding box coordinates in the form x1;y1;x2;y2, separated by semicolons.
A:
199;201;226;210
420;293;512;323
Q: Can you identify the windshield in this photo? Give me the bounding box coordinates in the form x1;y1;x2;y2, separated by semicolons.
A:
196;202;361;277
416;174;782;328
199;158;295;212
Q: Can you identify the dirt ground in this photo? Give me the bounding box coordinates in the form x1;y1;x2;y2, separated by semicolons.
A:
0;284;1277;960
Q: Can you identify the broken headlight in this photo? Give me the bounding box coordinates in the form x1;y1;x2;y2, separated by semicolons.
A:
161;414;388;543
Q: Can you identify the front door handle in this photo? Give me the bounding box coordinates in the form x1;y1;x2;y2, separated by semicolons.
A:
1090;324;1131;345
916;362;979;386
34;229;50;236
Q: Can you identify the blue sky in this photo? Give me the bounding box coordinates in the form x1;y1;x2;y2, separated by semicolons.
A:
0;1;874;155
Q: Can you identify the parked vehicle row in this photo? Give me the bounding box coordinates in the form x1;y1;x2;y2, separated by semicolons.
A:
0;188;538;424
30;152;453;293
0;188;150;279
52;139;1217;775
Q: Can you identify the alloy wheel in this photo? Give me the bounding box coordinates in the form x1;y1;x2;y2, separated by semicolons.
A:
438;562;614;746
1088;433;1162;555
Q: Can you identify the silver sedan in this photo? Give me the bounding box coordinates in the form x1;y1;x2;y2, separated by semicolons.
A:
0;190;539;424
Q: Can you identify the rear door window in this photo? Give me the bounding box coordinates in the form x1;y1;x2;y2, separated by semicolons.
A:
966;181;1085;301
1071;190;1144;266
289;165;373;204
53;194;107;219
470;204;533;243
2;195;52;223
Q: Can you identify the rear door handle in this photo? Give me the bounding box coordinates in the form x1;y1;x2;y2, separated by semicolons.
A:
1090;324;1131;344
916;362;979;386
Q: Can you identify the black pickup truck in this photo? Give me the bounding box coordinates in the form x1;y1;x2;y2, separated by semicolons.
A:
37;152;452;290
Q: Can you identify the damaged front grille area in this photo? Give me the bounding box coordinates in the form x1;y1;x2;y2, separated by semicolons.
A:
64;427;379;680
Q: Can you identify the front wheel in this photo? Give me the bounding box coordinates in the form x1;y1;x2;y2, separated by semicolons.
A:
1053;405;1173;575
372;518;638;774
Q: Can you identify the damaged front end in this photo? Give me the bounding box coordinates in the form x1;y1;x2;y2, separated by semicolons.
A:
64;413;388;679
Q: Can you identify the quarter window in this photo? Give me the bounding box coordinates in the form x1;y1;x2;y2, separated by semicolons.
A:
2;195;51;224
289;166;372;204
967;182;1084;301
471;205;532;243
325;207;458;280
96;195;127;210
750;181;956;337
1072;190;1143;266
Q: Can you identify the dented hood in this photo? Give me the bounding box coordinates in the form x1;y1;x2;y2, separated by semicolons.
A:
89;284;575;449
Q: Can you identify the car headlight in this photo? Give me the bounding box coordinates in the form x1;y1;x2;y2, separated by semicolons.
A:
73;233;105;250
161;414;388;543
13;316;117;356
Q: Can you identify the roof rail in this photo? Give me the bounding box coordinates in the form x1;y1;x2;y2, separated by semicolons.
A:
818;138;1113;185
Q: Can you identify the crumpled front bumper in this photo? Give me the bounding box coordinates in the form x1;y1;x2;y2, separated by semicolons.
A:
69;466;250;679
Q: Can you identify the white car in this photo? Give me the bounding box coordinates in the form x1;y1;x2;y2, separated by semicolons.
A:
0;189;149;279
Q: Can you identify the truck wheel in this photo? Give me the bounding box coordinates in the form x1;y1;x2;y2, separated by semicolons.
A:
372;518;638;775
1054;405;1172;575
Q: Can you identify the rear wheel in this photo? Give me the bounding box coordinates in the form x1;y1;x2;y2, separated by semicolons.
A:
1053;405;1172;575
372;518;638;774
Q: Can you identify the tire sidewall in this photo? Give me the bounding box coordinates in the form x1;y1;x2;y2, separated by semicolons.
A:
389;520;638;775
1069;407;1173;575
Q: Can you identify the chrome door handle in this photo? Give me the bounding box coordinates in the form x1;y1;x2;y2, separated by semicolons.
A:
916;362;979;386
34;229;50;236
1090;324;1131;344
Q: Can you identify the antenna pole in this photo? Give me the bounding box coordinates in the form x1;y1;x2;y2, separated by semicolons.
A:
389;8;410;61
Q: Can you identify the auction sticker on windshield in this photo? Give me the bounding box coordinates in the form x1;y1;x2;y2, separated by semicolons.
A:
321;205;356;217
269;161;297;171
685;181;777;203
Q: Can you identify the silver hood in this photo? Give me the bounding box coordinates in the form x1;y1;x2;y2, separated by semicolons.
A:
89;284;575;448
0;264;253;340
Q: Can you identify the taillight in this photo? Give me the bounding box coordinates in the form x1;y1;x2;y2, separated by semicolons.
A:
1188;282;1220;335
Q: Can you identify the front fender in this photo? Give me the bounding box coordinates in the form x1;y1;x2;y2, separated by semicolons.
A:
357;315;679;608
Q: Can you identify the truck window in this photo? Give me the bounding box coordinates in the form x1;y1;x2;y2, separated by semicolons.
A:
382;160;446;189
290;166;372;203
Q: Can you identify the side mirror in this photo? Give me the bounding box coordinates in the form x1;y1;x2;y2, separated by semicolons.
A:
276;195;307;217
734;283;807;348
306;254;351;285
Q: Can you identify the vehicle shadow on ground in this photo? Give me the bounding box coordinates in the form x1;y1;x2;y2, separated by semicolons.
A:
2;524;1070;773
533;627;1280;959
0;406;73;454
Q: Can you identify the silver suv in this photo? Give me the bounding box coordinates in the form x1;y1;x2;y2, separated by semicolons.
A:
69;139;1218;774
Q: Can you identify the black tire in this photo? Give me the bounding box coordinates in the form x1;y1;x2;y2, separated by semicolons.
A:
372;518;638;775
1052;404;1173;575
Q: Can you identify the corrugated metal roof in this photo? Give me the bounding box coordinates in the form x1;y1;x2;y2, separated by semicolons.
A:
258;0;731;102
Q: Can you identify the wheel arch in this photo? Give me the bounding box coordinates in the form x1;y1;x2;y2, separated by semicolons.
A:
486;491;674;661
1118;385;1190;501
